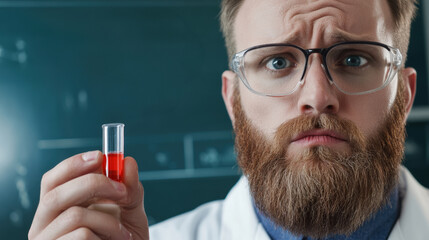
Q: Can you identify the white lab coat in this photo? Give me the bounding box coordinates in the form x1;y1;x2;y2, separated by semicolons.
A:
149;167;429;239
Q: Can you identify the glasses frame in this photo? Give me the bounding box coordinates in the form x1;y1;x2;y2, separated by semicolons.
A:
230;41;403;97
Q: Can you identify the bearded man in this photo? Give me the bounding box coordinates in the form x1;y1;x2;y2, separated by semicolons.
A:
29;0;429;239
151;0;428;238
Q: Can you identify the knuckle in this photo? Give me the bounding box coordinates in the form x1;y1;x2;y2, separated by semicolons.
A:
83;174;104;197
40;159;74;194
28;225;41;240
85;174;100;188
74;227;94;240
40;171;52;190
138;181;145;197
63;206;86;226
27;229;35;240
129;181;145;207
41;187;60;208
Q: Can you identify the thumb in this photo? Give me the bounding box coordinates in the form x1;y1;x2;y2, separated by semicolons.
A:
121;156;144;208
119;156;149;239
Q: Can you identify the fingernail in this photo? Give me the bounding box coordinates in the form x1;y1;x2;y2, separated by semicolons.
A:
110;179;126;193
82;151;99;162
120;224;133;240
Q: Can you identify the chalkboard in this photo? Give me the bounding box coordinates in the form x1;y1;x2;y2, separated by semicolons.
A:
0;1;427;239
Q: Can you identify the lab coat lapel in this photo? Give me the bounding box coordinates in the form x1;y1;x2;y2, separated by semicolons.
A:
220;176;270;240
388;167;429;240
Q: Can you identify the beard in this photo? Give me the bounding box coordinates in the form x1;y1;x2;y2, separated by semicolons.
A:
233;84;406;238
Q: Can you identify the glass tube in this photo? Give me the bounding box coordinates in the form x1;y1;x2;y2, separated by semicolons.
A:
102;123;125;182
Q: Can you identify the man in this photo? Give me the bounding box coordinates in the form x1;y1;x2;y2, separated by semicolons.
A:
29;0;429;239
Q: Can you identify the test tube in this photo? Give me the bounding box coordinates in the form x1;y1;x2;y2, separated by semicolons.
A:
102;123;125;182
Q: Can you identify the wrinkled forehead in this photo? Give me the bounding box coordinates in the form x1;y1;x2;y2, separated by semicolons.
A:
234;0;394;51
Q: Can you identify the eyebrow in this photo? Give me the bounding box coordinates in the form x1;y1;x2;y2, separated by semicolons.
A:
277;31;366;46
330;32;354;42
277;34;299;45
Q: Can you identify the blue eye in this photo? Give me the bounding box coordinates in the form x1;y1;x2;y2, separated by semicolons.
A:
344;55;368;67
266;57;291;70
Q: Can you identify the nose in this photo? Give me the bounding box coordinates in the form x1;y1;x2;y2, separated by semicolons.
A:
297;57;340;115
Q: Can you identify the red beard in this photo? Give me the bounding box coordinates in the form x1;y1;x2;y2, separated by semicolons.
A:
233;85;406;238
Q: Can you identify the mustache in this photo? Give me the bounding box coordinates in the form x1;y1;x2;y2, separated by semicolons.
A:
273;114;366;149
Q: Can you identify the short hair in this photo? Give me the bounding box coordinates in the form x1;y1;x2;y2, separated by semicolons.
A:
220;0;418;67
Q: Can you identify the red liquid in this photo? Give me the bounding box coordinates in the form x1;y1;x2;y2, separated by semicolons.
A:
103;153;124;182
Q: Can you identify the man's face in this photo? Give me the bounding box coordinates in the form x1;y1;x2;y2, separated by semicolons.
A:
233;0;398;146
221;0;417;237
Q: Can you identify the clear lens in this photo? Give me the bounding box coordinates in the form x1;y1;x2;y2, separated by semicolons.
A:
326;43;394;94
235;42;399;96
242;45;305;96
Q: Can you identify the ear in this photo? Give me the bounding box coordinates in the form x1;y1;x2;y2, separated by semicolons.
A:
222;70;237;124
401;67;417;121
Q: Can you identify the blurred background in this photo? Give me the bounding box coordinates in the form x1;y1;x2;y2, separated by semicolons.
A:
0;0;428;238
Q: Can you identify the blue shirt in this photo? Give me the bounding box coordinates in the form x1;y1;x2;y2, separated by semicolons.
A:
254;187;400;240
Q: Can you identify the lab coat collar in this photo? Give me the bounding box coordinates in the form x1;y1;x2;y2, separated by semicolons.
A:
388;167;429;240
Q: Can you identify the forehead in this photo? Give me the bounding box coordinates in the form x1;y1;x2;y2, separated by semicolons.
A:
234;0;394;50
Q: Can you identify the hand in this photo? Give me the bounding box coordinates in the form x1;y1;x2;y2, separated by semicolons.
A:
28;151;149;240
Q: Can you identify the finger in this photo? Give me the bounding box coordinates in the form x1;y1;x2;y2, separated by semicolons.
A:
119;157;143;209
40;151;103;197
29;151;104;239
31;173;126;237
40;207;132;240
119;157;149;239
56;228;99;240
